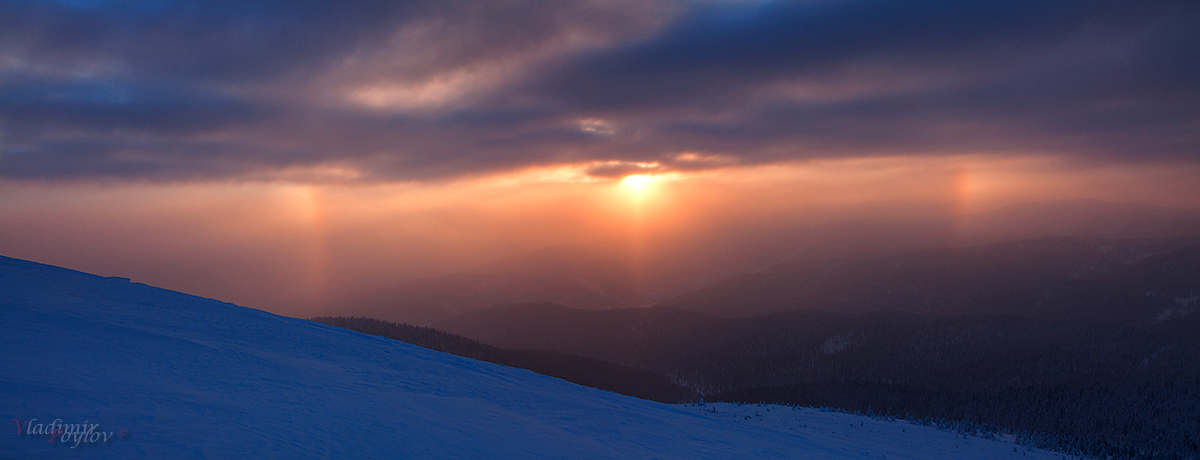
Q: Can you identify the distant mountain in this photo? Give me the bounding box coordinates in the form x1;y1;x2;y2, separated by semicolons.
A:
311;316;695;403
437;303;1200;459
960;199;1200;242
769;200;1200;274
341;245;652;325
659;236;1200;322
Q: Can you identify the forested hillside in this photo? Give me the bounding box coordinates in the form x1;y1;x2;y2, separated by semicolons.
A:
439;304;1200;459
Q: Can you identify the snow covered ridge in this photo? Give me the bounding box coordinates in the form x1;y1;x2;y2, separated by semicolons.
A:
0;255;1065;459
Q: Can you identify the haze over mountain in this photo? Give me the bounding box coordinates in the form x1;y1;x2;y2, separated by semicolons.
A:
665;236;1200;320
340;200;1200;325
339;246;651;325
960;200;1200;243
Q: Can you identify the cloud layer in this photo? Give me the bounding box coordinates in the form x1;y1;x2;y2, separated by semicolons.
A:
2;0;1197;181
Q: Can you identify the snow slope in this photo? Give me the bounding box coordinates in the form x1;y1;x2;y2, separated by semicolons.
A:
0;256;1067;459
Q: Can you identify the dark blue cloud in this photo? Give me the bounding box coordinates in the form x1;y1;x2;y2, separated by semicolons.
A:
0;78;274;138
507;0;1200;164
525;0;1198;109
0;0;418;83
1;0;1197;181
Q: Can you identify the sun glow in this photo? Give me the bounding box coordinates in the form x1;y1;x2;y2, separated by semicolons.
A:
621;174;657;194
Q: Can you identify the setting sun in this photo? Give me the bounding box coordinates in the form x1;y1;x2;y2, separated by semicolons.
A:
621;174;656;193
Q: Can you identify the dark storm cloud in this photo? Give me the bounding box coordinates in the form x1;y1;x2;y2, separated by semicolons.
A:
1;0;1197;181
519;0;1200;161
522;0;1094;109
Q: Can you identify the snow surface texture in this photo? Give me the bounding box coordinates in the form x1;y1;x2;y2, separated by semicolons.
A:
679;403;1075;460
0;256;1067;459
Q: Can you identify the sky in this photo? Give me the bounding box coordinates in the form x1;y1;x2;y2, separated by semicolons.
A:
2;0;1199;316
